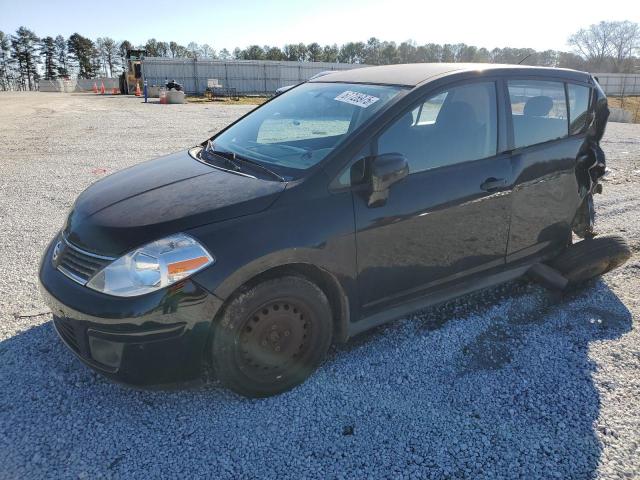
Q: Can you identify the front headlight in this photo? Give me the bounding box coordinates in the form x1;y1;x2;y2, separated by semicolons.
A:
86;233;214;297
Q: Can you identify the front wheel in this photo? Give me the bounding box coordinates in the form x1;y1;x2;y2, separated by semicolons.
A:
211;276;333;398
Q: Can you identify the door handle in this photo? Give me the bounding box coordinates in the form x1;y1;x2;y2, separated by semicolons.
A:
480;177;507;192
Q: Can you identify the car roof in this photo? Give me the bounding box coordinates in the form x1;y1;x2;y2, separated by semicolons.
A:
309;63;592;87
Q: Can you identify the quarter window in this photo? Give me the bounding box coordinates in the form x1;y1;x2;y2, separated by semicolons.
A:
377;82;498;174
508;80;568;148
567;84;591;135
412;92;448;125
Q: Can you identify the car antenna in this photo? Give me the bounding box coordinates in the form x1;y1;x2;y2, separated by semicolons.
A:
518;53;533;65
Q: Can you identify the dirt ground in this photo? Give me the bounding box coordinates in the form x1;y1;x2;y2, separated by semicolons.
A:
607;96;640;123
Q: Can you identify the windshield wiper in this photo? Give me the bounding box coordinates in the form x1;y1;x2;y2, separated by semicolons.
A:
232;154;286;182
202;141;243;173
203;141;285;182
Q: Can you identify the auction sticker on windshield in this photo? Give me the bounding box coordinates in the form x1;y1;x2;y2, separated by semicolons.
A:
334;90;380;108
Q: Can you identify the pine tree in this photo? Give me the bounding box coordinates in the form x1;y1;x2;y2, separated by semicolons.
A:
119;40;132;72
41;36;57;79
0;31;11;90
67;33;98;78
10;27;40;90
55;35;69;77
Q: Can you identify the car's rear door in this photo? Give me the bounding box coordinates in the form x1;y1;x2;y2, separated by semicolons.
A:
505;78;591;262
351;80;513;315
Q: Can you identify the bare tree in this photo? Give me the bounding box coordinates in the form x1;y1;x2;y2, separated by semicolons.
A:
96;38;108;76
569;21;616;69
200;43;215;58
187;42;202;58
97;37;119;76
610;21;640;71
569;21;639;72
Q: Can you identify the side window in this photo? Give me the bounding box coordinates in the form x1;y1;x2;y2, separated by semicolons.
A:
567;84;591;135
377;82;497;174
508;80;568;148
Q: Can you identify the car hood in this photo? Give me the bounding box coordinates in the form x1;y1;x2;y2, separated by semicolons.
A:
64;150;286;256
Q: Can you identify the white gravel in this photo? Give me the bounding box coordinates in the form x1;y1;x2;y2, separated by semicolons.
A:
0;92;638;479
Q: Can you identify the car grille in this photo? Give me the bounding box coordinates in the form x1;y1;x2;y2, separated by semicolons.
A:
53;316;81;353
54;236;114;285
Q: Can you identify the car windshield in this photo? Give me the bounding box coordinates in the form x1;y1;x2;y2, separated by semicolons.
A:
211;82;403;173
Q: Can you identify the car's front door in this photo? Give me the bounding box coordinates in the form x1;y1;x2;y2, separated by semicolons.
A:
351;80;513;315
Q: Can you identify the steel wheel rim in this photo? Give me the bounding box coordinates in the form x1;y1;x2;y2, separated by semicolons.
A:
234;299;313;382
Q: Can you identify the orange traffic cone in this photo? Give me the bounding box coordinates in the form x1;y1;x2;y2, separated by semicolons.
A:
100;81;105;95
92;81;98;94
135;82;141;97
112;87;118;95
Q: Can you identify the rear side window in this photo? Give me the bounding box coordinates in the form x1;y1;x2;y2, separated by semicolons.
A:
567;84;591;135
377;81;497;173
508;80;568;149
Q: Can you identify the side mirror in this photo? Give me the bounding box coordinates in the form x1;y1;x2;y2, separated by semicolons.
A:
368;153;409;207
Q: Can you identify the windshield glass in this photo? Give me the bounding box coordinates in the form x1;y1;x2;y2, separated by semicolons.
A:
211;82;403;172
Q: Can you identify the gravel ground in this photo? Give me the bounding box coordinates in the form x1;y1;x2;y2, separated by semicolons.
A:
0;92;639;479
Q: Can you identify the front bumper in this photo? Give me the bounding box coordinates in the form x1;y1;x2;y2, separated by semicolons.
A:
39;236;223;386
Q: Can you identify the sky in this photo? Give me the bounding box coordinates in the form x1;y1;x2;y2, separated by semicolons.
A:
1;0;639;53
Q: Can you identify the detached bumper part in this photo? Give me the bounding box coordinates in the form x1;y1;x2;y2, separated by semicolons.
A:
527;263;569;291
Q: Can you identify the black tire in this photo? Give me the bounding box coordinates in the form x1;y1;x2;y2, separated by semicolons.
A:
552;235;631;287
211;276;333;398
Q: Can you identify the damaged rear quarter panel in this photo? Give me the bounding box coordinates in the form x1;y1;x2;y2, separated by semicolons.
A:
571;78;609;238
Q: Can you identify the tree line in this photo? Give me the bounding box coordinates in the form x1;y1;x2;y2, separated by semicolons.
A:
1;21;638;91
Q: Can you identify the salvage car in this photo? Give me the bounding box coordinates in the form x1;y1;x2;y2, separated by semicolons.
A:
40;63;631;397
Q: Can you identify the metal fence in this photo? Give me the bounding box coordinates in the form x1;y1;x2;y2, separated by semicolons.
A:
140;60;640;97
594;73;640;96
75;77;119;92
38;77;119;93
140;58;365;95
39;79;77;93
